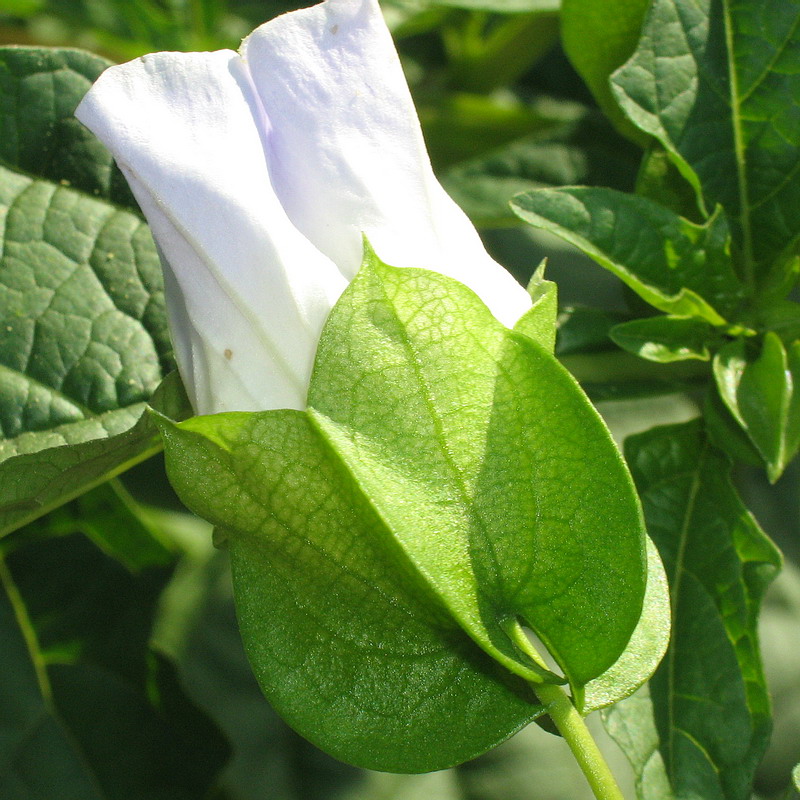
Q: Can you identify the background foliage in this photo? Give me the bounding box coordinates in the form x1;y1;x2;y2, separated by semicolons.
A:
1;0;799;798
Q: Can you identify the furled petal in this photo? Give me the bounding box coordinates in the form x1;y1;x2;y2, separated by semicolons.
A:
75;50;347;414
241;0;531;327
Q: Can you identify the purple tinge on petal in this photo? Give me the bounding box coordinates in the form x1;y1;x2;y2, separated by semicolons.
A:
241;0;531;327
76;49;346;414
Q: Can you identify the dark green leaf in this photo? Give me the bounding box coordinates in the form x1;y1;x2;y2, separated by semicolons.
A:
714;333;800;481
0;47;137;210
611;0;800;285
610;316;717;362
431;0;559;11
4;479;173;571
0;372;190;538
0;45;184;535
0;555;104;800
561;0;650;143
511;187;743;321
156;253;649;771
443;112;640;227
606;421;781;800
1;529;229;799
556;306;626;356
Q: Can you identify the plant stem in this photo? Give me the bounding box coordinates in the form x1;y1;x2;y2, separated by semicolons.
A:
533;681;626;800
509;623;625;800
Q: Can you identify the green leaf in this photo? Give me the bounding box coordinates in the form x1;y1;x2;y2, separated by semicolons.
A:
442;111;640;227
5;479;174;571
421;93;581;171
513;261;557;351
156;253;649;771
561;0;650;143
0;167;172;457
556;306;626;356
431;0;559;11
714;333;800;481
159;409;545;773
0;372;189;539
0;47;136;211
511;187;744;321
611;0;800;285
606;421;781;800
0;45;183;535
635;147;705;223
794;763;800;793
1;529;229;799
581;535;670;714
610;316;717;363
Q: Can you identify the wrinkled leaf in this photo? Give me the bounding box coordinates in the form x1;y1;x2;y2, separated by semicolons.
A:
511;187;743;321
0;47;136;209
612;0;800;285
157;253;648;771
0;372;189;538
610;316;717;363
0;45;181;535
606;421;781;800
714;333;800;481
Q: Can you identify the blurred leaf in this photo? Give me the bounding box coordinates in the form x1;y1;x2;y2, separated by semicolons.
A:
6;479;173;570
431;0;559;10
794;763;800;792
157;253;648;771
713;334;800;482
606;421;781;800
0;0;44;16
511;188;744;321
556;306;627;356
443;11;559;94
443;111;639;227
1;528;229;799
610;316;717;363
561;0;649;143
612;0;800;288
635;147;704;222
421;93;580;170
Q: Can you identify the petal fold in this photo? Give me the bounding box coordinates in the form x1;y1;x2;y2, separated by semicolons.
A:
76;50;346;414
241;0;531;327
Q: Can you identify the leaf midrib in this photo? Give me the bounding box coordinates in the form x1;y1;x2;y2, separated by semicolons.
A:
665;436;707;782
722;0;754;285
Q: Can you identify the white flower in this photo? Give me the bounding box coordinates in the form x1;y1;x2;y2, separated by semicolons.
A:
76;0;531;415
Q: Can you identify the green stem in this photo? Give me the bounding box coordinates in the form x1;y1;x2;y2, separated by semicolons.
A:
534;681;625;800
509;623;625;800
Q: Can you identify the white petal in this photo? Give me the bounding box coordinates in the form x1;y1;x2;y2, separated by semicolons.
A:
76;50;346;414
241;0;531;327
